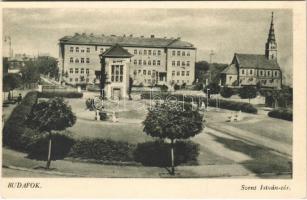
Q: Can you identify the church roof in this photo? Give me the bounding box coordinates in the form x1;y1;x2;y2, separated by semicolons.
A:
59;33;195;49
101;44;133;58
221;64;238;74
234;53;280;70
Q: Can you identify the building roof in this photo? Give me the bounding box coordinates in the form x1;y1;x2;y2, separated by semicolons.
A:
101;44;133;58
59;33;195;49
221;64;238;75
234;53;280;70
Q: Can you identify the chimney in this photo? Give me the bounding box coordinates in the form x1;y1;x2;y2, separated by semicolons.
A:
150;34;155;38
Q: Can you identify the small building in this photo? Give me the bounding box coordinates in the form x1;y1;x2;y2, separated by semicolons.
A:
221;12;282;89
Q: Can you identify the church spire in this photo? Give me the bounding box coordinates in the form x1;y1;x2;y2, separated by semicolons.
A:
265;12;277;60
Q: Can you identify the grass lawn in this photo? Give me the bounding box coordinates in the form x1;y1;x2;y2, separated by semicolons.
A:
229;118;292;145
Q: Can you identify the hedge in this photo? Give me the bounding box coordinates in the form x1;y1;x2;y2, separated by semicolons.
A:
38;91;83;98
69;138;136;162
3;91;38;151
268;109;293;121
140;92;257;114
134;140;199;167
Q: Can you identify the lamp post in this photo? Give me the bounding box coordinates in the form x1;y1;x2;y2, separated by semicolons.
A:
206;88;210;111
99;54;106;98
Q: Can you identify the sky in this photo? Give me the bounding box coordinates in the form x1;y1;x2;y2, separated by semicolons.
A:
3;8;292;84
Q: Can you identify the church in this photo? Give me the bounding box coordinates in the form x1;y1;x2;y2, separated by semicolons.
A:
220;13;282;89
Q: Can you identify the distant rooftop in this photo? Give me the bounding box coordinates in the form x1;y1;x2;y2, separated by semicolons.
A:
59;33;195;49
234;53;280;70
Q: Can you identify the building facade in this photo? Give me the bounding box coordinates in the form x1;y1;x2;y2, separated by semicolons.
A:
58;34;196;87
221;13;282;89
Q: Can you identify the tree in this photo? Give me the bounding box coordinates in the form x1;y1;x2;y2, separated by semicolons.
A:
204;82;220;98
3;74;21;100
220;86;233;98
26;97;76;169
238;86;257;103
143;101;203;175
36;56;59;79
128;77;133;100
21;61;40;86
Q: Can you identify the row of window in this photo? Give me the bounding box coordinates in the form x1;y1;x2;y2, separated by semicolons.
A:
133;49;162;56
69;68;90;74
69;77;90;82
172;71;190;76
70;47;91;53
171;80;190;84
172;60;190;67
240;69;279;77
239;77;279;84
133;59;161;66
70;57;90;63
171;50;191;57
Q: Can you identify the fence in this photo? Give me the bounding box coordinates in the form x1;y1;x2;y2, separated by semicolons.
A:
39;85;79;93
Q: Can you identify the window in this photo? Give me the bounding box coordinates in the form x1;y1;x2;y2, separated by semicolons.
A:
148;60;151;65
250;69;253;75
133;70;137;75
86;58;90;63
139;50;142;55
70;47;74;53
81;68;84;74
143;60;146;65
86;48;90;53
139;60;142;65
86;78;89;83
143;70;146;75
177;61;180;66
138;70;141;74
86;69;89;74
70;78;73;82
182;51;185;56
268;71;271;76
177;80;179;83
144;50;147;55
134;60;137;65
229;76;232;81
172;71;175;76
153;50;156;56
148;70;151;76
153;60;156;66
76;47;79;52
81;49;85;53
275;71;278;76
111;65;123;82
182;71;185;76
69;68;73;73
148;50;151;55
81;58;85;63
187;51;190;56
186;71;190;76
75;58;79;63
157;60;160;65
177;51;180;56
182;61;185;66
134;49;137;54
75;68;79;73
75;78;78;82
186;61;190;66
241;69;245;75
70;57;74;63
172;61;175;66
100;48;104;53
177;71;180;76
260;71;263;76
172;51;175;56
158;50;161;56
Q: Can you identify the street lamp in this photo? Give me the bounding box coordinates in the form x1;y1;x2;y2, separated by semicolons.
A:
206;88;210;111
99;54;106;98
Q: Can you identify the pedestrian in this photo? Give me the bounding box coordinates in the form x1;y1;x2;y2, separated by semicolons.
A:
17;93;22;104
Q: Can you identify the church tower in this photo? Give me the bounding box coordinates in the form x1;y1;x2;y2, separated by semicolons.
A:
265;12;277;60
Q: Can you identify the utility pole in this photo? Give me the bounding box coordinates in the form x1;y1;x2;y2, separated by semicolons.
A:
4;36;12;58
209;50;215;83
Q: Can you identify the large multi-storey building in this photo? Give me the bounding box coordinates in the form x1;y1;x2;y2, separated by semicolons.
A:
220;13;282;89
58;34;196;87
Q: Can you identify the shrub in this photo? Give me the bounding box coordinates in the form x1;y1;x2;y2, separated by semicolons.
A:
268;109;293;121
220;87;233;98
134;140;199;167
26;132;75;160
193;83;203;91
38;91;83;98
69;138;135;162
3;91;38;151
